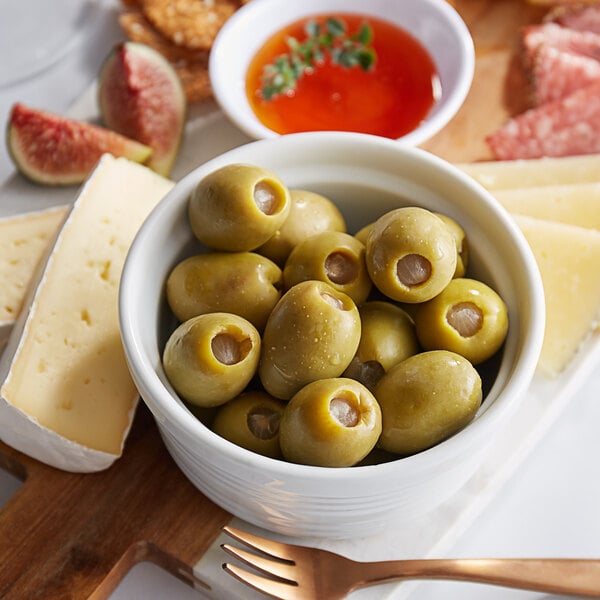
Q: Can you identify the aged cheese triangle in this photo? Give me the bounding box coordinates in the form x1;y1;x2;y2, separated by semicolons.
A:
512;214;600;377
494;182;600;230
0;155;174;472
0;206;68;350
458;154;600;189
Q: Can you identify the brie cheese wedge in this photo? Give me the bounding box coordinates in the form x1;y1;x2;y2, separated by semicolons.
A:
0;206;68;352
0;155;173;472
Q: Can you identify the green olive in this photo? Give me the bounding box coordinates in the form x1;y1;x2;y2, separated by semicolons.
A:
283;231;372;305
212;391;285;458
376;350;482;455
279;378;382;467
257;189;347;266
166;252;282;331
188;163;291;251
354;222;374;245
365;207;457;303
163;312;261;407
343;301;420;391
413;278;509;365
259;280;361;400
435;212;470;278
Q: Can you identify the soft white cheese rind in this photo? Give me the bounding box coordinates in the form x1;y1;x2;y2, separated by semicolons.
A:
0;155;174;472
0;400;118;471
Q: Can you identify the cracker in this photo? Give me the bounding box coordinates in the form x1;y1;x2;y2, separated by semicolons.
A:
140;0;237;49
119;10;212;102
174;61;213;102
119;10;208;62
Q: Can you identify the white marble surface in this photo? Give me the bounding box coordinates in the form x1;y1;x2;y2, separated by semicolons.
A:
1;2;599;599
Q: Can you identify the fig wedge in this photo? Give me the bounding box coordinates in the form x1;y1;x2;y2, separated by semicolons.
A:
6;103;152;186
98;42;186;177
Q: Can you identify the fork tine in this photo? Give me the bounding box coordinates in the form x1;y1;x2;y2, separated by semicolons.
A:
222;525;296;562
223;562;305;600
222;542;297;582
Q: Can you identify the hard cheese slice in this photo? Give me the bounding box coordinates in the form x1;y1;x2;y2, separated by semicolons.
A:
0;206;68;351
458;154;600;189
0;154;173;472
513;214;600;377
494;182;600;230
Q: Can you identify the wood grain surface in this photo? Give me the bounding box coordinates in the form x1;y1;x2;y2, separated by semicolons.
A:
0;406;230;598
0;1;549;597
423;0;546;161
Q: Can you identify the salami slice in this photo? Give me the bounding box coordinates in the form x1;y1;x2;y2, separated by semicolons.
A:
546;3;600;34
522;22;600;70
486;81;600;160
531;45;600;104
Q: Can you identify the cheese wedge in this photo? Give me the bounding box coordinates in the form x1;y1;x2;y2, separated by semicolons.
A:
0;206;68;352
0;155;173;472
458;154;600;190
513;215;600;377
494;182;600;230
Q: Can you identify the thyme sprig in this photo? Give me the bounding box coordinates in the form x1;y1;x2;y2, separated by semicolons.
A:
260;17;376;101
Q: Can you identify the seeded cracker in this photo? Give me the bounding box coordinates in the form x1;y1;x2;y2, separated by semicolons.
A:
119;10;212;102
140;0;237;50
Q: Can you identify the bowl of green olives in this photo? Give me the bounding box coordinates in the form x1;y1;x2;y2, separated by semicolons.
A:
119;132;545;539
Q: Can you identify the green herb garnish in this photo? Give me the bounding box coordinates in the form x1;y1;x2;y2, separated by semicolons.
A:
260;17;377;101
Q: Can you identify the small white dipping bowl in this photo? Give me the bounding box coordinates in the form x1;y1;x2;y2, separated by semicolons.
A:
119;132;544;539
209;0;474;146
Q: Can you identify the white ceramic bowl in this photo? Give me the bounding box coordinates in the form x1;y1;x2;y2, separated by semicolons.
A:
119;132;544;539
209;0;474;146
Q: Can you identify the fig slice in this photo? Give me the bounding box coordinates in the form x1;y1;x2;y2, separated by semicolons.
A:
98;41;186;177
6;103;152;186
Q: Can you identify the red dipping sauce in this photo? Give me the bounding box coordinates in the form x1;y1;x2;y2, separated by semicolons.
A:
245;13;441;139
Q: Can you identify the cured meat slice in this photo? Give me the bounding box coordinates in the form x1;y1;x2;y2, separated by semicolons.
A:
486;81;600;160
530;45;600;104
546;3;600;34
522;22;600;69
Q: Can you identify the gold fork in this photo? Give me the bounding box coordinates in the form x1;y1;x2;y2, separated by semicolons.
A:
221;525;600;599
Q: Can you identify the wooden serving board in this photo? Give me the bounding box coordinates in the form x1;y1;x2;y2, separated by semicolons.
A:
0;1;548;597
423;0;547;162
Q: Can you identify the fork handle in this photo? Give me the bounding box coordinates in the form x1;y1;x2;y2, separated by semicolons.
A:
355;558;600;597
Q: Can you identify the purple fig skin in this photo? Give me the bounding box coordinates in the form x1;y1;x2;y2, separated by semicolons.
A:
6;103;152;186
98;42;186;177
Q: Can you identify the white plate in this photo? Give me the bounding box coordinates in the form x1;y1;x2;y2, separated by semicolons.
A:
1;86;600;599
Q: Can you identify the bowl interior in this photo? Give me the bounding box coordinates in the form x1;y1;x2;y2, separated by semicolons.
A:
209;0;475;145
120;132;545;483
